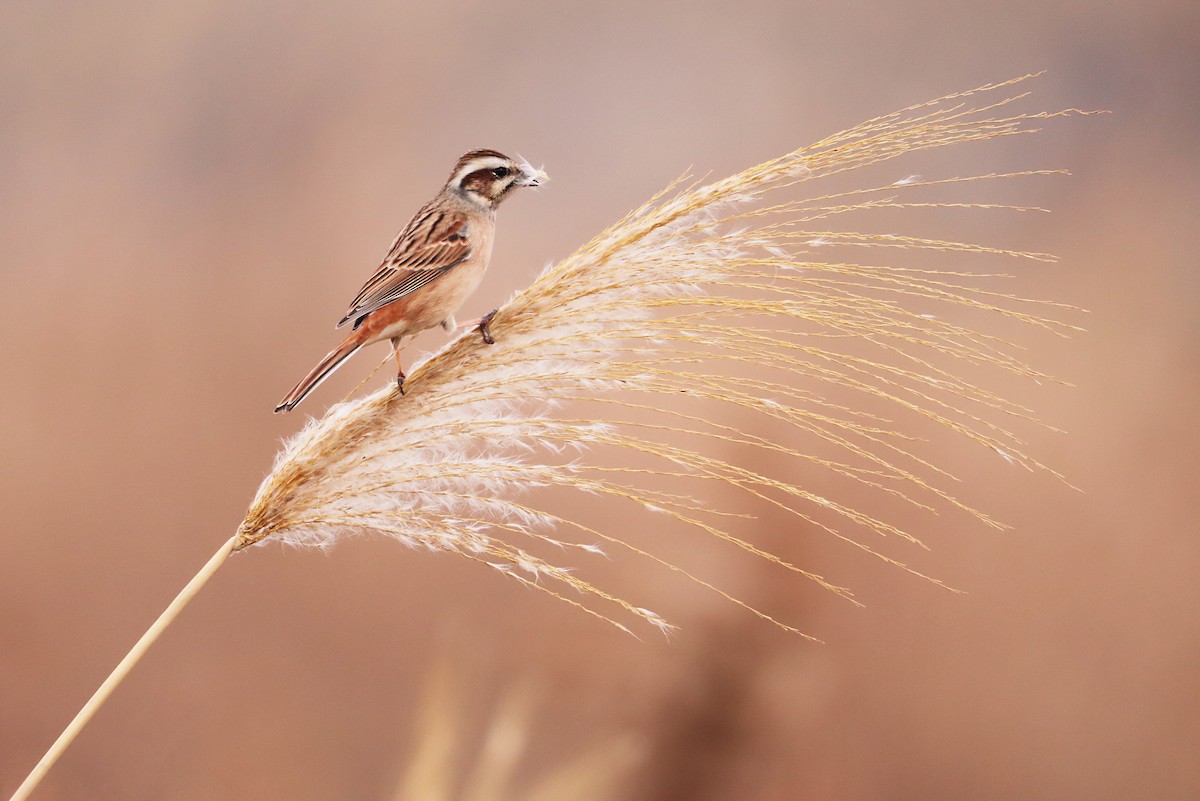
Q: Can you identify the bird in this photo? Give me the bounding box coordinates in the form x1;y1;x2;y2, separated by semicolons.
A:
274;149;547;413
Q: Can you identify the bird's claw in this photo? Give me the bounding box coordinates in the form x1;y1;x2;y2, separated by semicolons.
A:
478;309;498;345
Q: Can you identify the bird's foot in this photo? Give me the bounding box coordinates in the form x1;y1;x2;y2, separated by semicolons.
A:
478;309;498;345
395;372;406;395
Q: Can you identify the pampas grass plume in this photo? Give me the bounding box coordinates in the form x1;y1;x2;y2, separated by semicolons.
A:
8;74;1089;801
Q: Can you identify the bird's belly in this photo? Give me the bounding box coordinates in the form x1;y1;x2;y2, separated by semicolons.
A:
360;257;489;343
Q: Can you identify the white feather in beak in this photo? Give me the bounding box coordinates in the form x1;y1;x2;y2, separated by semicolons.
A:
517;158;549;187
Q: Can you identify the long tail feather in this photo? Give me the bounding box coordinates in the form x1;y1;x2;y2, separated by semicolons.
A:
275;338;364;413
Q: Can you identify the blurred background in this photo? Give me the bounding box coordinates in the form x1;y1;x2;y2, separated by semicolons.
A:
2;1;1197;799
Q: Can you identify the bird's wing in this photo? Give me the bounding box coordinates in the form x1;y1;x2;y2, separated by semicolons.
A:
337;207;472;328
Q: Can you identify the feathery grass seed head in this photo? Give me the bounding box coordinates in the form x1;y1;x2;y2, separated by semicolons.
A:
237;75;1086;636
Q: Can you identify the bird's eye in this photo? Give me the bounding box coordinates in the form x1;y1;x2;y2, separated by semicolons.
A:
491;166;510;178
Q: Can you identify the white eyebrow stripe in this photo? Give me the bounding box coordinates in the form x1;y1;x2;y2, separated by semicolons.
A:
450;157;511;186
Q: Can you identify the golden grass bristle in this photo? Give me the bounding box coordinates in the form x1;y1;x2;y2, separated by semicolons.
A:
234;73;1087;637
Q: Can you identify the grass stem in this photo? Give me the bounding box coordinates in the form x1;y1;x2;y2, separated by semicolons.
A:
8;535;239;801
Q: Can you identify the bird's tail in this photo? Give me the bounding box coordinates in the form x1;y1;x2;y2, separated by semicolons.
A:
274;337;364;413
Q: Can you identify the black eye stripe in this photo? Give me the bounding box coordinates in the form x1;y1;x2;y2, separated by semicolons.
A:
458;163;523;202
463;168;501;185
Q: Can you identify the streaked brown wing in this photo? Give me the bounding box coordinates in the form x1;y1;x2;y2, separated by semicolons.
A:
337;207;472;328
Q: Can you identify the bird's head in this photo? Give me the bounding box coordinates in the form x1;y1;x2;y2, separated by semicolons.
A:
448;149;548;209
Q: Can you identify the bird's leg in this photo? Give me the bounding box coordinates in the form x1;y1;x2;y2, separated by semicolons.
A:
440;315;457;333
390;337;406;395
477;309;498;345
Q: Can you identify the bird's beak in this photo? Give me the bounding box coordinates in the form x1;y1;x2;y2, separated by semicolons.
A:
517;159;548;188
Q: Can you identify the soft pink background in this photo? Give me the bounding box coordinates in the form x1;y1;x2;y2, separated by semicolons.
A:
2;1;1197;798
